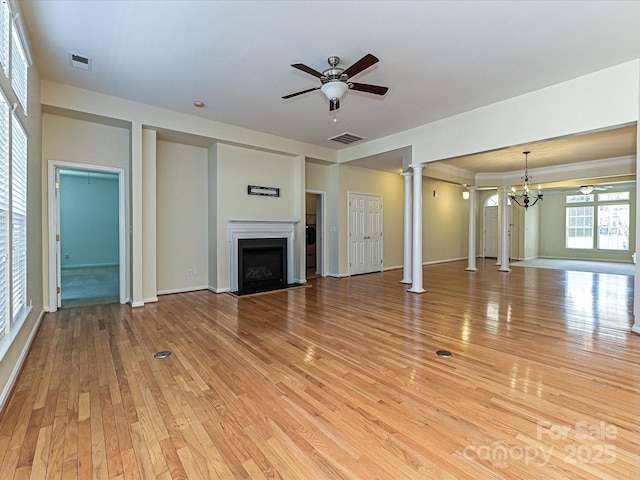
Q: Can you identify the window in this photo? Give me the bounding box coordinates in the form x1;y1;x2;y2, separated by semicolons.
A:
598;191;629;202
565;191;630;251
566;205;594;249
0;1;8;76
10;26;27;113
0;1;31;355
10;113;25;323
0;92;7;340
566;194;594;203
485;194;511;207
598;204;629;250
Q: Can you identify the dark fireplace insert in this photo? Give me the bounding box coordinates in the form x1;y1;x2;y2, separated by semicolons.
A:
237;237;287;294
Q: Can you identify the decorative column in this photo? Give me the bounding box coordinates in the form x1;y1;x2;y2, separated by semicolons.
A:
400;172;413;283
465;186;478;271
131;121;144;306
498;186;511;272
408;164;426;293
142;128;158;303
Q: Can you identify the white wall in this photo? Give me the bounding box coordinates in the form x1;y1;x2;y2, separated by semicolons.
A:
539;185;636;262
337;165;405;274
41;113;131;307
211;143;300;291
340;61;640;166
156;140;209;293
422;178;470;264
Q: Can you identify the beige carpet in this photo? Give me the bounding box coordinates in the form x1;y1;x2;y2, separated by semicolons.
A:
510;258;634;276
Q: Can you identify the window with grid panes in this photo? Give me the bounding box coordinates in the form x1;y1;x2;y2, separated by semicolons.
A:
566;205;594;249
10;113;26;324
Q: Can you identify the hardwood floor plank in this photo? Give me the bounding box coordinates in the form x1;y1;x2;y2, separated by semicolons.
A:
0;260;638;478
28;424;51;480
99;384;123;479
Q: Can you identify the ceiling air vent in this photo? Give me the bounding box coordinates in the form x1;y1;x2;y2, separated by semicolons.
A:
328;132;365;145
69;52;92;71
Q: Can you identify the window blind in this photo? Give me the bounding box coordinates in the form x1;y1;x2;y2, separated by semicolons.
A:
0;93;8;339
10;112;25;324
0;1;8;77
10;27;26;113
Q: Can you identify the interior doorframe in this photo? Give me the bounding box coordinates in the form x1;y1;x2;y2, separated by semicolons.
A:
47;160;127;311
483;205;498;258
347;191;384;276
305;189;326;277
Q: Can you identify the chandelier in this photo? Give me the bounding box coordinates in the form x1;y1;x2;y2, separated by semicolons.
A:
508;151;543;210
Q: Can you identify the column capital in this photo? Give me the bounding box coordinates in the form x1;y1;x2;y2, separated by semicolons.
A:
400;171;413;177
409;163;424;170
499;185;510;192
466;185;478;191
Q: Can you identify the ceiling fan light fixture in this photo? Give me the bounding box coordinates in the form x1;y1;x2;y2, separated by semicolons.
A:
320;81;348;101
580;185;594;195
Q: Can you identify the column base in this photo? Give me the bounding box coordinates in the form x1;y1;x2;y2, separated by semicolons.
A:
408;287;426;294
631;324;640;334
399;279;412;284
498;267;512;273
465;267;478;272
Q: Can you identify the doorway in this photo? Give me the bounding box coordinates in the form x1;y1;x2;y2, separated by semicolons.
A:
484;205;498;257
305;191;325;278
483;194;513;259
48;161;126;310
348;192;383;275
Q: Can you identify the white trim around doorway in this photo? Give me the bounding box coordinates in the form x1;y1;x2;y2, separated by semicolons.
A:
306;190;327;277
47;160;127;311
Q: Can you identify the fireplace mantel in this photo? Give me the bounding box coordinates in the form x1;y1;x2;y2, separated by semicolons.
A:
228;219;298;292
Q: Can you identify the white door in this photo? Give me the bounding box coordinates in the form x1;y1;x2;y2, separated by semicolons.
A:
349;193;383;275
484;206;498;258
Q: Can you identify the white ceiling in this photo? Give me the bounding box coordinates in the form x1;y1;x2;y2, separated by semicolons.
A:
18;0;640;177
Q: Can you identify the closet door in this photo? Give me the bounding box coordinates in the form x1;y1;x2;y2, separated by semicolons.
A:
348;193;383;275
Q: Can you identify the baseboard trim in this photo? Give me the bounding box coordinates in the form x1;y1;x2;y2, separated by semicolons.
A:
61;263;119;270
157;286;209;296
0;308;45;414
208;286;230;294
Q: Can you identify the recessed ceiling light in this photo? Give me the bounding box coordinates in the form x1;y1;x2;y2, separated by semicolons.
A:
193;101;205;108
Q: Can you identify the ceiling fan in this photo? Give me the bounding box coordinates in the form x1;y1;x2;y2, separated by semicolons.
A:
282;54;389;111
574;185;612;195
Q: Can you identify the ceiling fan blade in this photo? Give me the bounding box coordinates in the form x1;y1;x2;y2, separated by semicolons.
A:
349;82;389;95
329;98;340;111
342;53;379;78
282;86;320;99
291;63;324;78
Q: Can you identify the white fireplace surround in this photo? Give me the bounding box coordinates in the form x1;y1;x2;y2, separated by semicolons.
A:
228;219;297;292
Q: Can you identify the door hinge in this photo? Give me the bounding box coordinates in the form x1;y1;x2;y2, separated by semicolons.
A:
57;287;61;294
56;234;60;241
55;181;60;190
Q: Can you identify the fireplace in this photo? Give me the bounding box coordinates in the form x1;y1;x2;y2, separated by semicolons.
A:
238;238;287;294
228;219;298;294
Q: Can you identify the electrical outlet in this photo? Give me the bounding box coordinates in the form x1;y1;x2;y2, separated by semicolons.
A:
193;268;198;276
187;269;193;276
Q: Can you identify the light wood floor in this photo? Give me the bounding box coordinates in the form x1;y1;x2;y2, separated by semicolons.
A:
0;259;638;479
